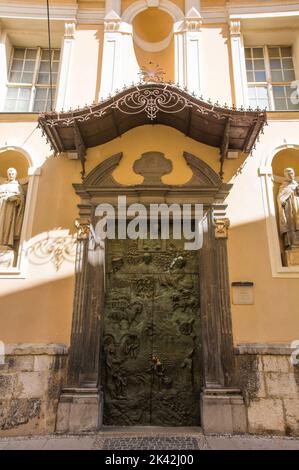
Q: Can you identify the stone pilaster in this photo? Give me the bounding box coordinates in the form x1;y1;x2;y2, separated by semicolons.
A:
55;23;76;111
229;19;248;108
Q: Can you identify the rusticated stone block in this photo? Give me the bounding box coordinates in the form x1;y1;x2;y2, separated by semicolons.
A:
265;372;298;398
0;398;41;431
262;355;291;373
0;374;17;399
8;355;34;372
283;398;299;436
17;371;49;399
34;356;53;372
248;398;285;434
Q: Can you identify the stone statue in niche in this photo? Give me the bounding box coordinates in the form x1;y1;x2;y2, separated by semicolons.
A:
0;168;26;268
277;167;299;266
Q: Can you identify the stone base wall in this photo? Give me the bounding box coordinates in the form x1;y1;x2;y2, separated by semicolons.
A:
236;343;299;436
1;342;298;436
0;344;67;436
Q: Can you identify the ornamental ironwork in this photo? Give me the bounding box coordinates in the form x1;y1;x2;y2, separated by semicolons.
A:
41;83;247;127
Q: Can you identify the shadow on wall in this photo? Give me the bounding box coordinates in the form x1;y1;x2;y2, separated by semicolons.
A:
0;275;74;345
229;217;299;344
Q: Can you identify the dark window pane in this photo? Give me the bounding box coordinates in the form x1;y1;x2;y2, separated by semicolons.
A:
35;88;47;100
269;47;280;58
37;73;50;84
9;71;21;82
41;49;51;60
24;60;35;72
252;48;264;58
247;71;254;82
282;58;294;69
281;47;292;57
13;48;25;59
254;59;265;70
33;100;46;112
25;49;37;60
245;59;253;71
52;62;59;73
21;72;34;83
245;48;252;59
273;86;285;98
254;71;266;82
283;69;295;81
274;98;287;110
270;59;281;70
11;60;23;71
53;50;60;60
287;99;299;110
272;70;283;81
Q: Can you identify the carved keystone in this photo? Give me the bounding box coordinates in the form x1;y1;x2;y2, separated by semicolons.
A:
133;152;172;186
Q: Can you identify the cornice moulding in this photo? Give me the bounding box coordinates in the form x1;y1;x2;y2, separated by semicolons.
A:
77;8;105;24
0;2;77;20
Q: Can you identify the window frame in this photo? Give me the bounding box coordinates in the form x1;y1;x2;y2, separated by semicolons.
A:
4;46;60;113
245;44;298;111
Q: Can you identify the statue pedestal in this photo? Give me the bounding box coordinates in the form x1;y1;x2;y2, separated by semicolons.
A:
285;247;299;266
0;248;15;269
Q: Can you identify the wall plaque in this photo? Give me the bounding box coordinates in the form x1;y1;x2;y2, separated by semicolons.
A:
231;282;254;305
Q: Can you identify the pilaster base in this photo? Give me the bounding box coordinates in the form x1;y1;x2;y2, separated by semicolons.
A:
56;388;102;434
200;388;247;434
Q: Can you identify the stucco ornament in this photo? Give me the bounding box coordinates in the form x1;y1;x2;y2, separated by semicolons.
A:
0;168;25;249
277;168;299;249
215;218;230;239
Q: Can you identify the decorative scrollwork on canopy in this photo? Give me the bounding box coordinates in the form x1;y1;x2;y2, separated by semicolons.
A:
43;84;232;127
113;86;193;120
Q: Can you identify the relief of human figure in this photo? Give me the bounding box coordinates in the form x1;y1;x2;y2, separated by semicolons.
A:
0;168;25;249
277;167;299;249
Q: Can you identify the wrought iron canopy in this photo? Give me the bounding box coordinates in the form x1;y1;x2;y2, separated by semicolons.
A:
38;82;267;179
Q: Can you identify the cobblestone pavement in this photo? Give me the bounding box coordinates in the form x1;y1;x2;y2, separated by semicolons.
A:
0;428;299;450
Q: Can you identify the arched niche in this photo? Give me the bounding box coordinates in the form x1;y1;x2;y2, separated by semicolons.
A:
259;144;299;277
132;8;175;81
0;146;40;276
272;148;299;267
0;149;29;179
122;1;184;82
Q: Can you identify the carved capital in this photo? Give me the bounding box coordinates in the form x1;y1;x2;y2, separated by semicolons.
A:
75;218;91;240
215;218;230;239
230;20;241;37
64;23;76;39
104;19;121;32
185;18;202;32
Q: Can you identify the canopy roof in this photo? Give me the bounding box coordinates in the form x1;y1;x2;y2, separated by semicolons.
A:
38;82;267;179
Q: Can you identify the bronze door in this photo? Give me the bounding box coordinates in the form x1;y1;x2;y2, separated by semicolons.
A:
102;236;201;426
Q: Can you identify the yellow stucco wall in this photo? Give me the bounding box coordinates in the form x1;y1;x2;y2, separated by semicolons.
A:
1;122;299;346
1;1;299;348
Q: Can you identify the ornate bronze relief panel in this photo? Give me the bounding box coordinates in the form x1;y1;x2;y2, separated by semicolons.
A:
101;235;201;426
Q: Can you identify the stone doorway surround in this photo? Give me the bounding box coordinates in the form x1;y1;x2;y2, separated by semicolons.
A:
56;151;247;434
